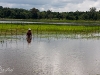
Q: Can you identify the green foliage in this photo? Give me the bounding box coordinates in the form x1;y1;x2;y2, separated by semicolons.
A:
0;6;100;20
90;7;96;12
0;24;100;35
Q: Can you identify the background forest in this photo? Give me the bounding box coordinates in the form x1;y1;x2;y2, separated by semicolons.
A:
0;6;100;20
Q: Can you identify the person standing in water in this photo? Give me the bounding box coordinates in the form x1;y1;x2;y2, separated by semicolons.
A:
26;28;32;43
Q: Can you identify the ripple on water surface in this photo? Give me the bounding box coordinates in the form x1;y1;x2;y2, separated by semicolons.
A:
0;34;100;75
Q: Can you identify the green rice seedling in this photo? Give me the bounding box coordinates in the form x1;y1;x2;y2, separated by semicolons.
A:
0;23;100;35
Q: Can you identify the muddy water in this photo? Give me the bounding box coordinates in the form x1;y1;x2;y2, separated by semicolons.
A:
0;35;100;75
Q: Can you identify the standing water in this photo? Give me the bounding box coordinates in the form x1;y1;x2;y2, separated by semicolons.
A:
0;34;100;75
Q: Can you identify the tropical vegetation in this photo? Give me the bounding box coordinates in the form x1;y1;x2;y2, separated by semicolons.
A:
0;6;100;20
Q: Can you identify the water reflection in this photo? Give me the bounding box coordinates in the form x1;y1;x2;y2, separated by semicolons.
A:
26;37;32;44
0;34;100;75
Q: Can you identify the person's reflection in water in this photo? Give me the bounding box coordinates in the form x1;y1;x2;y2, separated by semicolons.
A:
26;28;32;44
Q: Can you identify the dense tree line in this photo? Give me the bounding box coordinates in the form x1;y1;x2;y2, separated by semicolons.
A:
0;6;100;20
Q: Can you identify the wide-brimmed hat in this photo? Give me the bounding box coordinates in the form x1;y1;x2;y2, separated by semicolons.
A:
28;28;31;30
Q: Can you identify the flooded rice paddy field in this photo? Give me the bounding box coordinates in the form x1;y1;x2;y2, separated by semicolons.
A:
0;34;100;75
0;20;100;25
